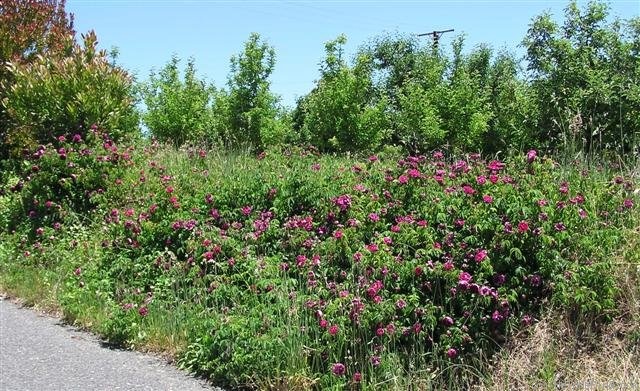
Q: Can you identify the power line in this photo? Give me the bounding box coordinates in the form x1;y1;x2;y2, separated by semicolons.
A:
417;28;454;50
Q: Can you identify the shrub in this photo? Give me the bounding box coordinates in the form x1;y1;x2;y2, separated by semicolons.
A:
1;31;139;157
6;125;131;237
0;0;75;160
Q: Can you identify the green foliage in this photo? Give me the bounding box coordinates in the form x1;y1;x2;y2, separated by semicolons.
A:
0;0;75;161
523;0;640;154
224;33;286;150
5;126;130;238
141;55;216;146
1;31;139;157
437;38;492;150
301;33;530;154
300;35;390;152
394;81;445;152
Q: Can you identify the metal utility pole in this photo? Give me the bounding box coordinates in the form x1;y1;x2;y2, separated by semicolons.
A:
418;29;454;51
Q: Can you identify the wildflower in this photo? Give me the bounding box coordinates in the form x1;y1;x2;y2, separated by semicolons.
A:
518;220;530;233
138;306;148;317
376;327;385;337
442;316;454;327
487;160;505;171
352;372;362;382
446;348;457;359
479;285;491;296
398;175;409;184
329;325;339;336
623;199;634;209
483;194;493;204
578;209;587;219
458;271;472;287
370;356;381;367
369;213;380;222
334;194;352;211
477;175;487;185
408;168;421;178
332;363;346;376
526;149;537;164
492;310;504;323
462;185;475;195
528;274;542;287
241;205;253;216
319;319;328;329
503;221;513;234
353;252;363;262
474;249;488;263
559;181;569;194
396;299;407;309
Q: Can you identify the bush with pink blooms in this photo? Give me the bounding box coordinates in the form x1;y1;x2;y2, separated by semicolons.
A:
1;134;638;389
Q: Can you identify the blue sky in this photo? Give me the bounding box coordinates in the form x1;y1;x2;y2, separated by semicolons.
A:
66;0;639;107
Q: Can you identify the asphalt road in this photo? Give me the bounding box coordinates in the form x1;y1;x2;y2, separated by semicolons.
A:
0;298;220;391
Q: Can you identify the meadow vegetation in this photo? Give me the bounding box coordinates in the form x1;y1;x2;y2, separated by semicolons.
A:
1;1;639;390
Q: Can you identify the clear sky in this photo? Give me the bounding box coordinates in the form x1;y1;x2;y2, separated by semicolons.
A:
66;0;639;108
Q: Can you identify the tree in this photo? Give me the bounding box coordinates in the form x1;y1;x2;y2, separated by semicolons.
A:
141;55;215;146
523;0;640;153
301;35;389;152
225;33;284;150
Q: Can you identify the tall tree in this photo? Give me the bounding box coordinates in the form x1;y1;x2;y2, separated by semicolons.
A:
225;33;282;150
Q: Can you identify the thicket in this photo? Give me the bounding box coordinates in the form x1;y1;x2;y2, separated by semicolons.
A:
1;1;638;157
